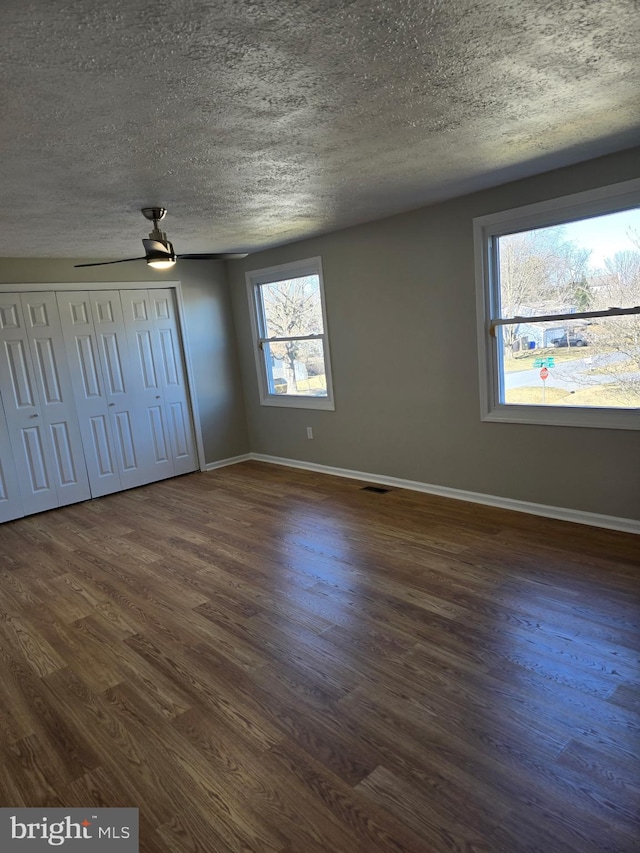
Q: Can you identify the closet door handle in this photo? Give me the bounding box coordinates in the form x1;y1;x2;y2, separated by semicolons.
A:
29;413;39;418
108;403;115;407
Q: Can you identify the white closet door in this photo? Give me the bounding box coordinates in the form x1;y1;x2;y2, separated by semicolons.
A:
0;395;24;523
0;294;86;516
117;290;176;482
89;290;174;488
57;292;122;497
0;294;57;514
121;289;197;477
20;293;91;507
149;290;198;475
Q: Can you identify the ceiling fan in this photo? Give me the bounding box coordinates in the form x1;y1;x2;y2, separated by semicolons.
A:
74;208;248;269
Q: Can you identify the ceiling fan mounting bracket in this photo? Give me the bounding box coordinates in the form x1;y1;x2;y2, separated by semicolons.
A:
141;207;167;223
141;208;170;244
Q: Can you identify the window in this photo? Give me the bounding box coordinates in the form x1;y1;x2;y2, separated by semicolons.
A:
246;256;335;409
474;178;640;429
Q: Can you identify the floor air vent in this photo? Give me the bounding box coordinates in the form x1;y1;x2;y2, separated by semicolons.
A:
360;485;391;494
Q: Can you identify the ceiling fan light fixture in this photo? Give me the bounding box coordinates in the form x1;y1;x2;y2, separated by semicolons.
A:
145;237;177;269
146;255;177;270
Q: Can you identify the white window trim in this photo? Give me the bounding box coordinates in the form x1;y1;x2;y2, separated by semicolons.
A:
474;177;640;430
246;256;335;410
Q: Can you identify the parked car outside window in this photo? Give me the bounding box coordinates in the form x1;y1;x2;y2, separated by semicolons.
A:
553;333;589;347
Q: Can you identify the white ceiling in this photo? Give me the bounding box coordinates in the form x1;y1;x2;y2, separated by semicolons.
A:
2;0;639;259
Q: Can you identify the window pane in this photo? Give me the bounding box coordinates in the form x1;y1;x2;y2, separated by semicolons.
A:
264;339;328;397
499;316;640;408
497;208;640;319
259;275;324;338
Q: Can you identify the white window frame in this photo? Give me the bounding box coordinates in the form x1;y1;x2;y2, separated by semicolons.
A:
474;178;640;430
246;256;335;410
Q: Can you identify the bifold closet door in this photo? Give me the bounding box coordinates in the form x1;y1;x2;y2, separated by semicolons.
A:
58;289;197;498
0;396;24;522
57;291;123;497
0;292;91;515
120;289;197;477
89;290;179;486
58;291;160;495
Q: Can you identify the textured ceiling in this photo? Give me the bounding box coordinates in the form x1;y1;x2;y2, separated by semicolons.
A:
1;0;639;258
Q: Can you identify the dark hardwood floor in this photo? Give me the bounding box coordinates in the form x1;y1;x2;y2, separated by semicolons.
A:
0;461;638;852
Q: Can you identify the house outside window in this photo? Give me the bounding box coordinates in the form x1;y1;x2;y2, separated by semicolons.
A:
246;256;335;410
474;178;640;430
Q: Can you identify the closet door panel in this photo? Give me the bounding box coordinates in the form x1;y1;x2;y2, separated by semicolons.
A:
149;289;198;474
168;402;191;460
89;415;118;479
0;399;24;522
0;295;60;515
149;290;197;475
21;293;90;506
57;292;122;498
21;427;50;491
119;289;175;482
146;404;171;465
89;291;164;489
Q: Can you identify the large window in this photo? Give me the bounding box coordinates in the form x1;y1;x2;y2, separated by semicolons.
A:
246;257;335;409
474;178;640;429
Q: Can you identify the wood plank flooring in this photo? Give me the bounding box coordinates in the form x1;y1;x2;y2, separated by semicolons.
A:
0;461;638;852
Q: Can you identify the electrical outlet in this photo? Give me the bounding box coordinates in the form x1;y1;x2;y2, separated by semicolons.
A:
306;426;313;439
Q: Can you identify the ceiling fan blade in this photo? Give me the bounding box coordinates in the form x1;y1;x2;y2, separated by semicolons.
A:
177;253;249;260
74;257;146;268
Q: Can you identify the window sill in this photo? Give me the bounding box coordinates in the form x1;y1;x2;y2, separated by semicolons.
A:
259;394;335;411
482;404;640;430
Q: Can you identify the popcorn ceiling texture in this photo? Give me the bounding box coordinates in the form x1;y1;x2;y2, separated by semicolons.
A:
1;0;639;257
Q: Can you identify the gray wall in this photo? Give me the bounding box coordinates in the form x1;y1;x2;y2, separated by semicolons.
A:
228;147;640;522
0;259;249;465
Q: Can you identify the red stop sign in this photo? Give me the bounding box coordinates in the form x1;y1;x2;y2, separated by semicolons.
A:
540;367;549;380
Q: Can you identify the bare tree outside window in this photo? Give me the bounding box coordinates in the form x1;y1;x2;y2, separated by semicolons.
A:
260;275;327;395
498;225;590;350
581;242;640;404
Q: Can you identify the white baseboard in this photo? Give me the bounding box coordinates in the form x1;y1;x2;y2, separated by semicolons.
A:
203;453;252;471
240;453;640;535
